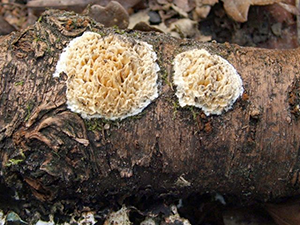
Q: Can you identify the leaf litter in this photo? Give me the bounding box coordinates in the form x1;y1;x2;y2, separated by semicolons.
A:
0;0;300;224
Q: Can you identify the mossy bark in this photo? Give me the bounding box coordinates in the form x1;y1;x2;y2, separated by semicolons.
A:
1;10;300;207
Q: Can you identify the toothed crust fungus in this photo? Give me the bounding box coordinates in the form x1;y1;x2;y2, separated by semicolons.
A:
173;49;243;115
53;32;159;120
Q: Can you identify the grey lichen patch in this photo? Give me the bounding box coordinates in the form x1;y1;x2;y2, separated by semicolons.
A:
53;31;160;120
173;49;243;116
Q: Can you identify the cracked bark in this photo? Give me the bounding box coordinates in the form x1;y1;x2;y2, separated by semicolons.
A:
1;10;300;205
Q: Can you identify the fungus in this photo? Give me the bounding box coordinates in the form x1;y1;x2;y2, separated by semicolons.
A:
53;32;159;120
173;49;243;116
104;206;130;225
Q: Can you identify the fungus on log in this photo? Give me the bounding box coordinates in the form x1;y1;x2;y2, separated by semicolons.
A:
173;49;244;115
54;31;159;120
0;10;300;207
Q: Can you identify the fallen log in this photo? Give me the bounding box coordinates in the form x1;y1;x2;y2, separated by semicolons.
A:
0;10;300;208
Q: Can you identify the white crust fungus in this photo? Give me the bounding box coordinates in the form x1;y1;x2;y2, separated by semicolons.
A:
173;49;243;115
53;31;159;120
104;206;130;225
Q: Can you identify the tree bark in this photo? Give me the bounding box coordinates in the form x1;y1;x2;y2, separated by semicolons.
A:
1;9;300;205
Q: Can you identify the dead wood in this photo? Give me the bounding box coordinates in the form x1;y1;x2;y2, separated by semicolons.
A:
0;10;300;206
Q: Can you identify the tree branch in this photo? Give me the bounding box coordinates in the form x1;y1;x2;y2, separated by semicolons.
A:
0;10;300;205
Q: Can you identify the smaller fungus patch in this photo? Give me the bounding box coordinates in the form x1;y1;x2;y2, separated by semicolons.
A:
173;49;244;116
53;31;159;120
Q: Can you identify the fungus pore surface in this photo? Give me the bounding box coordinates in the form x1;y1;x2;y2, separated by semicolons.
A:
53;32;159;120
173;49;243;115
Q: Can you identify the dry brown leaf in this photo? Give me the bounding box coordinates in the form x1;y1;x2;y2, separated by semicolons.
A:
221;0;283;22
278;2;299;15
87;1;129;29
174;0;195;12
169;18;199;38
27;0;94;8
202;0;219;4
193;0;218;20
128;9;150;29
0;15;16;35
265;199;300;225
27;0;141;10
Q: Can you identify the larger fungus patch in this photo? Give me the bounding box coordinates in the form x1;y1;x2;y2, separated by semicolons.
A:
173;49;243;116
53;32;159;120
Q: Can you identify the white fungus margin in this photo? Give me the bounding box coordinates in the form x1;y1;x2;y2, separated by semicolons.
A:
53;31;160;120
173;49;244;116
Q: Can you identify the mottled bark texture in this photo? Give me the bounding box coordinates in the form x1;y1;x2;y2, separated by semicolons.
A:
1;10;300;205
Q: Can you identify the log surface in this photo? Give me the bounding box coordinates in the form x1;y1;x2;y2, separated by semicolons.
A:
0;10;300;204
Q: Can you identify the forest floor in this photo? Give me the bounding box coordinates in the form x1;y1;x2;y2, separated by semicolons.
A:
0;0;299;224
